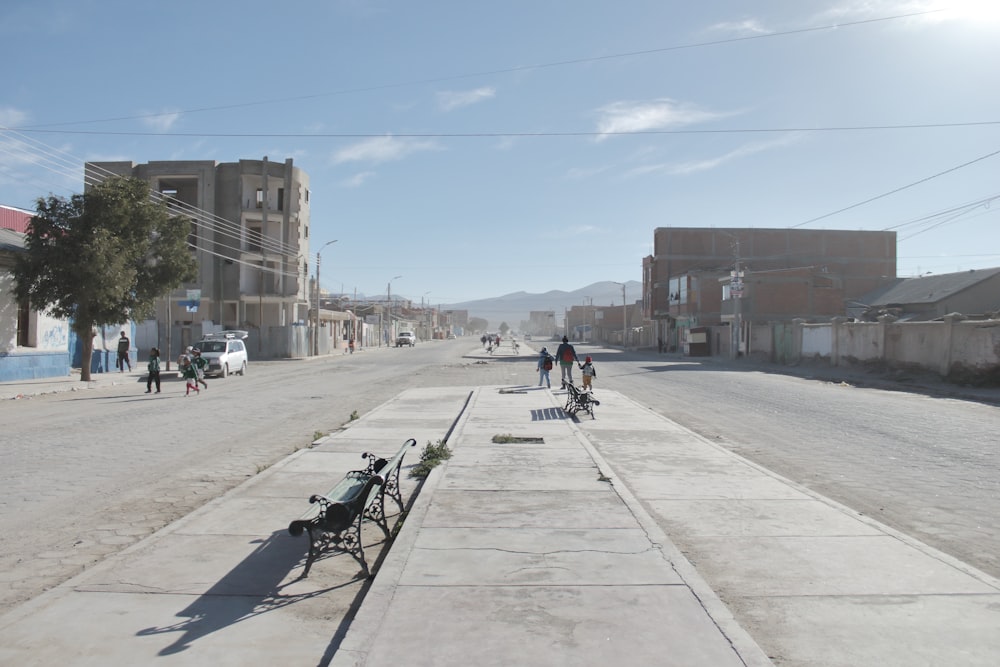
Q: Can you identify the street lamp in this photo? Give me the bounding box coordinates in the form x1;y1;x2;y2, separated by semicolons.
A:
612;282;626;349
422;291;431;339
383;275;402;347
314;240;338;356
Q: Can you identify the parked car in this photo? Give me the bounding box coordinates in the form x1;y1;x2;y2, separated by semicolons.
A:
447;332;456;339
195;331;248;378
395;332;416;347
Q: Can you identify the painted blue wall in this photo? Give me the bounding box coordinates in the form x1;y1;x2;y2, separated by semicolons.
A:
0;350;71;381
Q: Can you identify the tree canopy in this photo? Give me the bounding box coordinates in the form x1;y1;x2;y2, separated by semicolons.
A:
14;177;197;380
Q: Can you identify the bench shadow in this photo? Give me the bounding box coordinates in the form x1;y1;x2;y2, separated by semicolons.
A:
136;530;364;656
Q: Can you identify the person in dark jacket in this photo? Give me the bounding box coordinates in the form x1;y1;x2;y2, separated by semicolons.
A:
536;347;554;388
554;336;579;388
145;347;161;394
116;331;132;372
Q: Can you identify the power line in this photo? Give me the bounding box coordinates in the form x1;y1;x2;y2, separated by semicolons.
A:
0;129;305;274
16;9;945;131
790;147;1000;228
11;120;1000;140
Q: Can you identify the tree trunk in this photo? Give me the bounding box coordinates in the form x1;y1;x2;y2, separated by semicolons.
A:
76;322;95;382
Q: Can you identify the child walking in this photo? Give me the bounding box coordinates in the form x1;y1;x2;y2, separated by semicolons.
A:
580;355;597;391
192;348;209;390
537;347;554;388
145;347;161;394
182;357;200;396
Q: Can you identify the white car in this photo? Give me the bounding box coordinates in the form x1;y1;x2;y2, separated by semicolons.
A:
195;331;248;378
395;332;416;347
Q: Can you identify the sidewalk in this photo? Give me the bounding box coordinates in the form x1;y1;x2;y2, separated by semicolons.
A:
0;369;147;401
1;382;998;665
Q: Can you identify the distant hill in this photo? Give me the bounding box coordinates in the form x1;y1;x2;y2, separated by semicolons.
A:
444;281;642;330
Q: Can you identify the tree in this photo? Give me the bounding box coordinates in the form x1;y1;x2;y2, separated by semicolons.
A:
14;177;197;381
468;317;488;333
498;322;510;335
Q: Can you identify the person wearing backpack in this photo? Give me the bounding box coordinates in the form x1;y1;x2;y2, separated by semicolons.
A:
554;336;579;388
537;347;554;388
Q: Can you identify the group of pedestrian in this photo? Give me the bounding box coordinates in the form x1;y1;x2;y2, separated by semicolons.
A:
480;333;502;353
142;345;209;396
178;346;208;396
536;336;596;391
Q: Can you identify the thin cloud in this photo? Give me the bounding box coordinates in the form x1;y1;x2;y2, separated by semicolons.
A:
0;106;29;127
342;171;376;188
140;109;181;132
814;0;946;24
332;135;440;164
437;87;496;111
594;98;736;141
625;134;801;178
707;19;770;35
675;134;802;174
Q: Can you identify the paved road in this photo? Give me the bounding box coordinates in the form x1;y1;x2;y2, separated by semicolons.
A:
1;338;997;617
590;345;1000;580
0;342;513;612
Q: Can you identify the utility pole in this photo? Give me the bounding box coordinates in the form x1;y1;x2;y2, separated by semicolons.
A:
621;283;627;349
384;275;402;347
729;236;744;360
612;282;627;348
314;240;338;356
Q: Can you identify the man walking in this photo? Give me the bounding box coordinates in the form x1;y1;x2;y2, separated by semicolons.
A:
554;336;579;389
116;330;132;372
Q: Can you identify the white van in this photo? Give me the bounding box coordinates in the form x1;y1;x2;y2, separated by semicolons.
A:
195;331;249;378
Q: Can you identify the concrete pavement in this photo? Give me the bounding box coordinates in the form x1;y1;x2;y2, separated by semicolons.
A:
1;352;998;665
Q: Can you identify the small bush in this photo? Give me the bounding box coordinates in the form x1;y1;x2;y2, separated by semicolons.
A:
409;439;452;479
349;410;360;421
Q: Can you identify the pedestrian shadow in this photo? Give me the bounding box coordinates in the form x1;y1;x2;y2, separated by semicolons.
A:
136;530;362;656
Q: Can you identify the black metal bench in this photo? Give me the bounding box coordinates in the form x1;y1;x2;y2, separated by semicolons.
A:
288;438;417;578
564;382;599;419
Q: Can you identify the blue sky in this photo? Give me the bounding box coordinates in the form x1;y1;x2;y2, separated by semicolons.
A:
2;0;998;305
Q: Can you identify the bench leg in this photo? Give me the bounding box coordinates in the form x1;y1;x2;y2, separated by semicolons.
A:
366;493;392;539
295;517;370;579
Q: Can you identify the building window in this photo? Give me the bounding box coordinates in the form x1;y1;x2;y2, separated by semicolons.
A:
305;189;310;203
188;217;198;249
669;277;688;305
247;222;263;252
255;188;264;208
277;188;284;211
17;299;30;347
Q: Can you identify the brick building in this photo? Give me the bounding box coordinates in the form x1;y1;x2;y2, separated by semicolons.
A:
644;227;897;354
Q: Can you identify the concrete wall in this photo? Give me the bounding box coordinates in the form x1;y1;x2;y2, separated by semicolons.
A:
802;325;832;358
777;317;1000;384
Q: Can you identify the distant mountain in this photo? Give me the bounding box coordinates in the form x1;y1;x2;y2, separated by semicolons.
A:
444;281;643;329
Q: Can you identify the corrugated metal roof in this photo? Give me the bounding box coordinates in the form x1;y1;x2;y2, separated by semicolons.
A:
0;205;32;233
870;267;1000;305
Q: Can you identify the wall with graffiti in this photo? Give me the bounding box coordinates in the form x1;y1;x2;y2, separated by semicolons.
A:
0;275;71;381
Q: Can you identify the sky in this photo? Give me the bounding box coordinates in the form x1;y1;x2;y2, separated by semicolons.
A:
1;0;999;306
